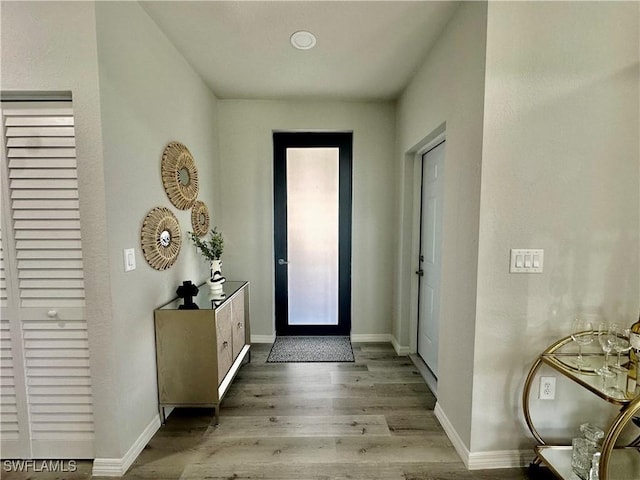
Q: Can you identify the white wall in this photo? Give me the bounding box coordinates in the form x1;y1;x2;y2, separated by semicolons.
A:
0;0;119;456
95;1;220;458
5;0;638;470
1;0;221;462
473;0;639;455
217;100;396;339
395;1;488;450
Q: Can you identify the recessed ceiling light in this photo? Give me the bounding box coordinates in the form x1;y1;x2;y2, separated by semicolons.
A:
290;30;316;50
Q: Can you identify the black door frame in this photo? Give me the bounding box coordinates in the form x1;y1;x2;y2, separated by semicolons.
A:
273;132;352;336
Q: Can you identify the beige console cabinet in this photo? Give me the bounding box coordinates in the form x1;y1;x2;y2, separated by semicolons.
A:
154;281;250;424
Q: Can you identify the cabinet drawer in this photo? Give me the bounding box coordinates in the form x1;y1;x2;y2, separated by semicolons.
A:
231;292;246;360
155;311;217;404
215;303;233;386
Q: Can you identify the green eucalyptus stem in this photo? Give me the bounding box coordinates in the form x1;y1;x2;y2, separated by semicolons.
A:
187;228;224;261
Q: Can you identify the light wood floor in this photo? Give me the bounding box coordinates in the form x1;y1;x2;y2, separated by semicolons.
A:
3;343;555;480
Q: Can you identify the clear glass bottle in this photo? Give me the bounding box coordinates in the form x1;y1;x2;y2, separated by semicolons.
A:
571;423;604;480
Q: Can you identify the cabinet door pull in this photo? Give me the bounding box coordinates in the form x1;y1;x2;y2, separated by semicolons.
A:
237;322;243;329
223;341;229;348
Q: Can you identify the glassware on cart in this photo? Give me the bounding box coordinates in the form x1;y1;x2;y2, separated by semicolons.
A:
571;318;594;370
571;423;604;480
612;327;631;371
595;323;617;379
607;326;633;398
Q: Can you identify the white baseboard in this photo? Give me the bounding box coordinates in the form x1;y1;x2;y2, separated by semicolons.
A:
434;402;470;468
467;449;532;470
92;414;161;477
434;403;530;470
251;334;275;343
350;333;391;343
390;335;410;355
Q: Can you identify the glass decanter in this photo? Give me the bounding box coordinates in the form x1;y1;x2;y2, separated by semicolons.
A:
571;423;604;480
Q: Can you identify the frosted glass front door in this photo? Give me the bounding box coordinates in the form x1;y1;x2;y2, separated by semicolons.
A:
273;132;352;336
286;148;339;325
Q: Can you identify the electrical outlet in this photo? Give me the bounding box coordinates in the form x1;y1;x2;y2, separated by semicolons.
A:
539;376;556;400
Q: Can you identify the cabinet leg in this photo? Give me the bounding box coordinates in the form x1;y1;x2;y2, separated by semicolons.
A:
159;406;166;425
213;406;220;426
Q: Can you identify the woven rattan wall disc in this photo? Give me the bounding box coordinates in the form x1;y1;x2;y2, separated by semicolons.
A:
191;200;210;237
140;207;182;270
161;142;199;210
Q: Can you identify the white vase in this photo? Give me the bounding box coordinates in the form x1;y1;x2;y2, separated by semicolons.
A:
208;258;226;294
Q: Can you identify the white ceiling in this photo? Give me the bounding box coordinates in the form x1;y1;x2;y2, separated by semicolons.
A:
140;1;459;101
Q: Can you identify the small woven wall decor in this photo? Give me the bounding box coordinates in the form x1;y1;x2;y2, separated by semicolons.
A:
190;200;210;237
140;206;182;270
161;141;199;210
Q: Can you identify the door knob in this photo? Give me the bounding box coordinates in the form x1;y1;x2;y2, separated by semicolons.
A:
278;258;289;265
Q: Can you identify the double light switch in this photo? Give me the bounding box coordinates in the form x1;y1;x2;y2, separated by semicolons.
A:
510;249;544;273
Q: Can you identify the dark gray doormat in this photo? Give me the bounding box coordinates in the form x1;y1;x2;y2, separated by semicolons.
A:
266;336;355;363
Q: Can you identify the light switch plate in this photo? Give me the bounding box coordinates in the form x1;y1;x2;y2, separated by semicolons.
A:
124;248;136;272
510;249;543;273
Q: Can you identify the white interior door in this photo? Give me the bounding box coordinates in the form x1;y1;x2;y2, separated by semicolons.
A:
417;141;445;377
0;218;32;457
0;100;95;458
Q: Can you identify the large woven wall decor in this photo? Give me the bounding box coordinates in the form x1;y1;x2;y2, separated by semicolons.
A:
190;200;210;237
161;141;199;210
140;206;182;270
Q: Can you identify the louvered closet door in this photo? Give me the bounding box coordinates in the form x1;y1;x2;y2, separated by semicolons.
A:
0;221;32;457
0;101;95;458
